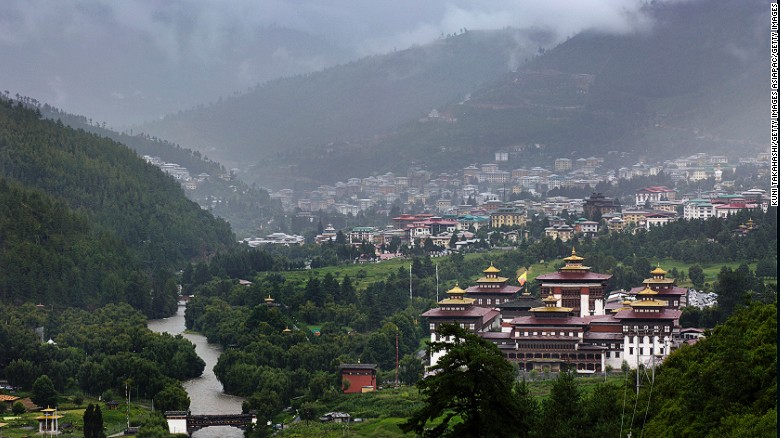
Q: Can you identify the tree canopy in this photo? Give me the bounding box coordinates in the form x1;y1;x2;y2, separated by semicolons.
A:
401;324;526;437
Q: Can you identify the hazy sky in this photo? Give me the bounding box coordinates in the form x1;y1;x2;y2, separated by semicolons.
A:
0;0;654;127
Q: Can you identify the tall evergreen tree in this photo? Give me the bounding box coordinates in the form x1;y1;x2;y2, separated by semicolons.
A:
84;404;107;438
539;372;583;438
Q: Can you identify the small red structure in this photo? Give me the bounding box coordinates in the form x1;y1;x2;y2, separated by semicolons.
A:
339;364;377;394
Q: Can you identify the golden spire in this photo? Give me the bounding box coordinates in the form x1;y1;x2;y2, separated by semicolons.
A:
563;247;584;262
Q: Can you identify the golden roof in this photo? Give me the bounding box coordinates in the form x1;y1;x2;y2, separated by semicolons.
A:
476;276;510;283
282;326;292;334
483;263;501;274
563;247;584;262
542;294;558;303
650;266;667;276
439;297;476;305
264;294;275;303
447;283;466;295
630;299;668;307
637;287;658;295
530;306;574;313
560;264;590;271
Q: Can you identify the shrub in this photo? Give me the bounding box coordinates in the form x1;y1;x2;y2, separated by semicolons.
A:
12;401;26;414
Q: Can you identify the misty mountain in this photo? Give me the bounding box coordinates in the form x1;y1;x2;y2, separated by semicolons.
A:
138;28;553;170
248;0;768;187
140;0;768;189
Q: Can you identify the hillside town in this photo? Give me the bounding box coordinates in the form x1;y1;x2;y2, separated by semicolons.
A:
219;150;769;248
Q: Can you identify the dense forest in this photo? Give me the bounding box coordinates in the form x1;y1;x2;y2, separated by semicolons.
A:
0;98;234;268
0;98;236;315
34;101;282;238
0;303;200;412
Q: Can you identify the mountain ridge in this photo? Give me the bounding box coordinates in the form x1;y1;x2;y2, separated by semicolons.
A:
138;28;553;168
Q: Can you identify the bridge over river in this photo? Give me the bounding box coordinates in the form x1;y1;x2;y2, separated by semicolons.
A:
165;411;257;435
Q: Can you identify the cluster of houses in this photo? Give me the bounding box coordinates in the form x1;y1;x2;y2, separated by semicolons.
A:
246;182;766;248
142;155;233;191
271;150;769;218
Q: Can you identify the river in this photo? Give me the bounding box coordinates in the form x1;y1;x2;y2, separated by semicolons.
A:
147;304;246;437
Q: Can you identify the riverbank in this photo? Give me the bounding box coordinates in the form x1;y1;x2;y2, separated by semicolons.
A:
147;305;246;437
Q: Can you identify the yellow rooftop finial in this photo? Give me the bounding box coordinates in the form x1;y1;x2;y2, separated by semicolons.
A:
447;283;466;295
563;247;584;262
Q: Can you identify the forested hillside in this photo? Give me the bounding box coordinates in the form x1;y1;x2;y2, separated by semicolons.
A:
35;101;282;237
642;302;776;436
0;98;235;315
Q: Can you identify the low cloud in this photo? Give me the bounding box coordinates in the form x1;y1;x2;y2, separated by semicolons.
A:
0;0;659;126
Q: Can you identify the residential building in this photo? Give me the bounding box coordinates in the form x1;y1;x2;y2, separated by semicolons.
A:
644;212;678;229
635;186;677;207
554;158;572;172
544;224;574;242
490;206;527;228
349;227;376;245
683;198;715;219
573;219;599;237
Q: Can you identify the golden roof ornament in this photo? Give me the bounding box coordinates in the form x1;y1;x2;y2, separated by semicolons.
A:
483;262;501;274
563;247;584;262
650;266;667;276
446;283;467;296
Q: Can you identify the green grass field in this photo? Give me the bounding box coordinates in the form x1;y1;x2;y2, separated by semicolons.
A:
272;253;493;290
